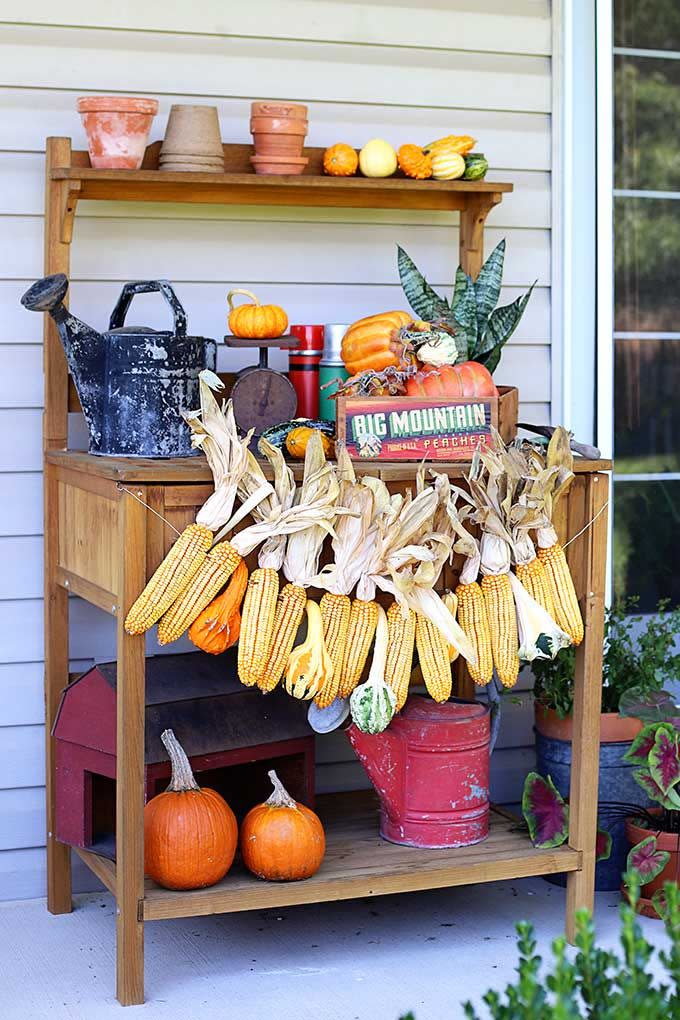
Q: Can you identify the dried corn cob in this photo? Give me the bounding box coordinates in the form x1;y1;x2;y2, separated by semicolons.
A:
157;541;242;645
384;602;416;710
125;524;213;635
537;542;584;645
515;557;555;619
315;593;352;708
238;568;280;687
455;581;494;686
258;583;307;692
442;590;459;663
415;612;452;703
481;573;520;688
338;598;379;699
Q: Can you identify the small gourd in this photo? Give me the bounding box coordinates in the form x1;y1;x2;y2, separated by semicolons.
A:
424;134;477;156
228;289;288;339
359;138;397;178
285;600;334;700
188;560;248;654
430;149;465;181
285;426;334;460
144;729;238;890
349;606;396;734
397;144;432;180
323;143;358;177
240;769;326;881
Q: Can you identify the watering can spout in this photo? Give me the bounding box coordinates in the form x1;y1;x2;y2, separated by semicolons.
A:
346;724;402;821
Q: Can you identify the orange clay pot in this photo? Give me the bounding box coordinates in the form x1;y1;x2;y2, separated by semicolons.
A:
77;96;158;169
535;704;644;743
250;101;308;174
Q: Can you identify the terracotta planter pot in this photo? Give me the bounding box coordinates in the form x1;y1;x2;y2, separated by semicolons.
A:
535;703;643;743
250;154;309;176
625;813;680;914
77;96;158;169
250;101;308;161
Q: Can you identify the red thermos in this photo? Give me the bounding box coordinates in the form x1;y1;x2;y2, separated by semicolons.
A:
287;325;324;418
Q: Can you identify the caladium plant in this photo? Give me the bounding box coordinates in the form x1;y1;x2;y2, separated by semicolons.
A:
626;834;670;886
522;772;612;860
396;239;535;374
625;721;680;808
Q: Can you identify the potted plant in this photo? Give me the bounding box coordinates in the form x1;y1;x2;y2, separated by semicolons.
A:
532;599;680;890
624;716;680;918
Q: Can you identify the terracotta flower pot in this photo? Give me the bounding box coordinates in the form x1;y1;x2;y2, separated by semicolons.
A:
250;154;308;176
625;813;680;916
535;703;643;743
250;101;308;162
77;96;158;170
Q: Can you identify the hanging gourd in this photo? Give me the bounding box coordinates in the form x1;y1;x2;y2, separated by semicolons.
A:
397;144;432;180
227;289;289;339
340;310;413;376
284;600;334;700
240;769;326;881
188;560;248;654
323;143;358;177
359;139;397;178
144;729;238;890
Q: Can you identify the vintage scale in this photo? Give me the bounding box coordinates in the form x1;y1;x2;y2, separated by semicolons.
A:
223;334;300;437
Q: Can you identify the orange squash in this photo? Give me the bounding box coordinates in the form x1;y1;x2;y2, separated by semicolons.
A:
188;560;248;654
285;426;334;460
397;144;432;180
323;143;358;177
240;769;326;881
144;730;238;890
228;289;288;339
405;361;498;399
341;310;413;376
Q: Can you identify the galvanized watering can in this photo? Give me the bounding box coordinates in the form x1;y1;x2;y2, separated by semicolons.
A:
21;274;217;457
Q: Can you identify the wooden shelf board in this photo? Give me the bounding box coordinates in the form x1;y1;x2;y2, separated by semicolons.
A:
138;792;580;922
46;448;612;484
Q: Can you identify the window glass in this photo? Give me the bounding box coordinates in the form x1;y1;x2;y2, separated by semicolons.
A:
614;198;680;332
614;0;680;51
614;339;680;473
613;481;680;611
615;54;680;191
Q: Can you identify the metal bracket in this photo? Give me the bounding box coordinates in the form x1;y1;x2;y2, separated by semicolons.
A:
59;180;81;244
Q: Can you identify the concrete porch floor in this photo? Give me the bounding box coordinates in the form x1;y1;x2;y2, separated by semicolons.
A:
0;878;670;1020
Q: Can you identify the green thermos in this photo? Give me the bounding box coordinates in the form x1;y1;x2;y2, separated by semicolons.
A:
319;323;350;422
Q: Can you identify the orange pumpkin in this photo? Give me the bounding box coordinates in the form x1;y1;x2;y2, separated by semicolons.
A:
397;144;432;180
188;560;248;654
144;730;238;890
341;310;413;376
228;289;288;338
241;769;326;881
405;361;498;399
323;143;358;177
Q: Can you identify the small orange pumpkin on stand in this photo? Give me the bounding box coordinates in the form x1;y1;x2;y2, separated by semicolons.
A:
240;769;326;881
323;143;358;177
227;289;289;338
144;729;238;890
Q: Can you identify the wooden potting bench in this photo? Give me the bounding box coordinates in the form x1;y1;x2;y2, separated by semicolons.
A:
40;137;610;1005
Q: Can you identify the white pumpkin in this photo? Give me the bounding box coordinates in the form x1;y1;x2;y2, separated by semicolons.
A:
359;139;397;178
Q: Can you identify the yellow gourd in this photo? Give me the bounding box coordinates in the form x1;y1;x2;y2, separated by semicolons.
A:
425;135;477;156
227;289;288;339
285;427;334;460
430;150;465;181
359;139;397;178
285;601;333;700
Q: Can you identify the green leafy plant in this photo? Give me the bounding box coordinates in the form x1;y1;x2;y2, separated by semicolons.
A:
521;772;611;859
396;239;535;373
533;598;680;719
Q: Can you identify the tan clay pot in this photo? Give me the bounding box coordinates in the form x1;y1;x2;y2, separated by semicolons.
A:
250;153;308;176
161;105;223;158
77;96;158;169
535;704;644;743
250;101;308;160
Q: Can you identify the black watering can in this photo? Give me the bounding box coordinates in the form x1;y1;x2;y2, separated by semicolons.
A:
21;274;217;458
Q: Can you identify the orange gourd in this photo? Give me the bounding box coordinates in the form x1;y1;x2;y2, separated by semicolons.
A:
240;769;326;881
144;730;238;890
323;143;358;177
397;144;432;180
285;426;334;460
228;289;288;339
405;361;498;399
188;560;248;654
341;310;413;376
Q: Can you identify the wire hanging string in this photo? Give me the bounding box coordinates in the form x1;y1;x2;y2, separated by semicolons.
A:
563;500;609;549
116;483;182;536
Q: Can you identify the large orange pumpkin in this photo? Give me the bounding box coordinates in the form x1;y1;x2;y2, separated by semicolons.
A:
144;729;238;890
405;361;498;399
240;769;325;881
341;310;412;376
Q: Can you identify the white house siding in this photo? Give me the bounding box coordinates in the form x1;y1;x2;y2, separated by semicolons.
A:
0;0;552;899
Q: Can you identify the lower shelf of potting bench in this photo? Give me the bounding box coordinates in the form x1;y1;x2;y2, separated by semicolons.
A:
75;791;582;922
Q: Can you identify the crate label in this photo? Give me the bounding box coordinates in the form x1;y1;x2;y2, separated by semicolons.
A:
338;396;497;461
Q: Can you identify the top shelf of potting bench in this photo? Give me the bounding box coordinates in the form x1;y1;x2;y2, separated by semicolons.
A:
50;141;513;216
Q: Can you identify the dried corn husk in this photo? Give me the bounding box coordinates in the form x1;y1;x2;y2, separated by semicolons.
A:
235;441;295;569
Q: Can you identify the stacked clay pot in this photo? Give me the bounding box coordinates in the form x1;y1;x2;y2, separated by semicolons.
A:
160;105;224;172
250;102;308;174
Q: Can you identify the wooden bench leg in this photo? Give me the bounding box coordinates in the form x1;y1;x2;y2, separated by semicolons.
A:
565;473;609;941
115;490;147;1005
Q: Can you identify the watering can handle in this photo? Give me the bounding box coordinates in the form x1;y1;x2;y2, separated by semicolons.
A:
109;280;187;337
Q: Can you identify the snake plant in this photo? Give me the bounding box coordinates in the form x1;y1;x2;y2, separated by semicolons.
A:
397;239;535;373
